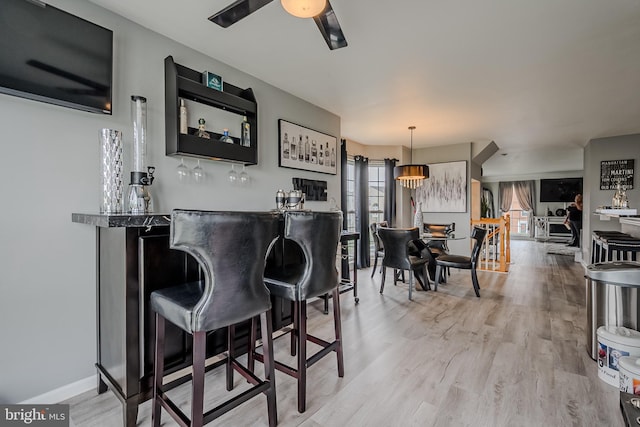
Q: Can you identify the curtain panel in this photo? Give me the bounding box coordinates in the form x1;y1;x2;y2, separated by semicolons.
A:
498;181;514;213
384;158;397;225
354;155;370;268
340;139;348;277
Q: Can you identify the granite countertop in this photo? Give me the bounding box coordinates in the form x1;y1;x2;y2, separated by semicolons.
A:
72;213;171;228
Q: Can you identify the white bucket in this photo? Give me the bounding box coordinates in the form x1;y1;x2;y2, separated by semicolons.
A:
597;326;640;387
619;356;640;395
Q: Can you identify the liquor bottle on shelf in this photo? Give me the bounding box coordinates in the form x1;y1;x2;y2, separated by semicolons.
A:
195;118;210;139
219;128;233;144
291;137;297;159
179;99;188;134
310;141;317;164
298;134;304;161
283;132;290;159
319;144;324;165
241;116;251;147
305;136;310;162
330;147;336;167
325;144;329;162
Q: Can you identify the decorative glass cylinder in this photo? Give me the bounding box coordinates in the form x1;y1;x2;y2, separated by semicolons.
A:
100;129;124;214
131;95;147;173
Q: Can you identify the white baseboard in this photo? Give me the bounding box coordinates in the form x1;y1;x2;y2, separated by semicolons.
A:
19;376;95;404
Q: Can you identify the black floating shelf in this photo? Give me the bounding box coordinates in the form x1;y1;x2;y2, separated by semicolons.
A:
165;55;258;165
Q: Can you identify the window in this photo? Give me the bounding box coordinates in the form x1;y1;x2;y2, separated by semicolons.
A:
508;188;529;236
345;157;387;257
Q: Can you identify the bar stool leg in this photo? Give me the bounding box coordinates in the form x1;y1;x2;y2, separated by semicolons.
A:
248;317;257;372
297;301;308;413
291;301;298;357
332;288;344;377
191;331;206;427
259;311;278;427
227;325;235;391
152;313;165;427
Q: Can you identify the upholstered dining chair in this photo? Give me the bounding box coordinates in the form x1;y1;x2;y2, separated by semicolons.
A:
377;227;430;300
251;211;344;413
150;210;279;427
370;221;388;277
434;226;488;297
423;222;455;282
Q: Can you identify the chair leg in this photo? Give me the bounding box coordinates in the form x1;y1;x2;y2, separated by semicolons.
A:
408;271;413;300
297;301;308;413
259;311;278;427
371;253;378;278
227;324;235;391
152;313;165;427
191;331;206;427
434;264;442;291
471;269;481;297
380;266;386;293
332;288;345;377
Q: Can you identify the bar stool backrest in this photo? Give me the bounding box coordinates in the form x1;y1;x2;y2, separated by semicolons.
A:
283;211;343;300
170;210;279;332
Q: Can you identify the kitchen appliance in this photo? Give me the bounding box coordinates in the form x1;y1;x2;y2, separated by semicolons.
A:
127;96;154;214
286;189;304;210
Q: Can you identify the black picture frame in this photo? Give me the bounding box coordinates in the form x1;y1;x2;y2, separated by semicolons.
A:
278;119;338;175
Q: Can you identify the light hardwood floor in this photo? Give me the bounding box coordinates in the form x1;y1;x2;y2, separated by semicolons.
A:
64;239;623;426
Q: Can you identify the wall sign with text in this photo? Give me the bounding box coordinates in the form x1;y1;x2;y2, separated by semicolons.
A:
600;159;634;190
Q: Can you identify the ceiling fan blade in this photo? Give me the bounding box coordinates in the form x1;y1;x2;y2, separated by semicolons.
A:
313;0;347;50
209;0;273;28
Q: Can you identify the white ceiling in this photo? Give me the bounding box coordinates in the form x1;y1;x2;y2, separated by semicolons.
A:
90;0;640;158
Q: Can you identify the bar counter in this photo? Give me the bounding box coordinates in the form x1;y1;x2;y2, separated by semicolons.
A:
72;212;294;426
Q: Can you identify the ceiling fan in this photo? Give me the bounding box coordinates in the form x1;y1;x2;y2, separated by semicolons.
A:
209;0;347;50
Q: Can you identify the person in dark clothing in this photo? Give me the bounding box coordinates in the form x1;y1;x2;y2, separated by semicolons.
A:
565;194;583;247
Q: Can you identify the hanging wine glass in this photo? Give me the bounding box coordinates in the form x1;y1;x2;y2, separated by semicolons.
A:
227;164;238;185
192;159;205;184
239;164;250;186
176;157;190;183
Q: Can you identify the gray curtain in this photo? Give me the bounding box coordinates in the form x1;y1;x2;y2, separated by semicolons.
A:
384;158;397;225
354;155;370;268
499;181;513;213
340;140;348;279
513;180;536;237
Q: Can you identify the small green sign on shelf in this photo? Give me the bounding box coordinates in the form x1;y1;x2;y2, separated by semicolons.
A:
202;71;223;91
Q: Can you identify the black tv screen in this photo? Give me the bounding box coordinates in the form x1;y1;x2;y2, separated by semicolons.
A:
0;0;113;114
540;178;583;202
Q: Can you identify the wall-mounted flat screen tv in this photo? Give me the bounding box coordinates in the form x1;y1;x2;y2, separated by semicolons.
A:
0;0;113;114
539;178;583;202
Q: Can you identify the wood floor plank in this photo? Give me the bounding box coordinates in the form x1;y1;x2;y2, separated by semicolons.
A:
63;240;624;426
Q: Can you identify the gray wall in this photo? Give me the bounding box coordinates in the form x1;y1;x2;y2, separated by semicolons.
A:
583;134;640;261
0;0;340;403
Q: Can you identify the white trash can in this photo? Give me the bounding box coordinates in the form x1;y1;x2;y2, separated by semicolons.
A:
597;326;640;386
619;356;640;395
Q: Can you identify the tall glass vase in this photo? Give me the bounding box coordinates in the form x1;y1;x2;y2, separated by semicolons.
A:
100;129;124;214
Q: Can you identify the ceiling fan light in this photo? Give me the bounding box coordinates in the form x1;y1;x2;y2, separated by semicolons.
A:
281;0;327;18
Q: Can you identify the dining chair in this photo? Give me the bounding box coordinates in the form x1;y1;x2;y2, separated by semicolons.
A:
150;210;279;427
434;226;488;297
370;221;388;277
423;222;455;281
377;227;430;300
251;211;344;413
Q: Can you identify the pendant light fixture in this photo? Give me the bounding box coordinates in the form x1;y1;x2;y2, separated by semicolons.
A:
394;126;429;189
281;0;327;18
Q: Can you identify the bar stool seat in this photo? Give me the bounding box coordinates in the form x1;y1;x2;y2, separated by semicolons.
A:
250;211;344;413
151;210;279;427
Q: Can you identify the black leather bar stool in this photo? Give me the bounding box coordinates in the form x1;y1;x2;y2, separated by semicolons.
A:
250;211;344;413
151;210;279;427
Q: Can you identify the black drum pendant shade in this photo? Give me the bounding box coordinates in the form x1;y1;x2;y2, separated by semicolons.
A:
394;126;429;189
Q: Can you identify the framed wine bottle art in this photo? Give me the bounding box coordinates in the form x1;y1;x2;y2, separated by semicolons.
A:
278;119;338;175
